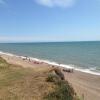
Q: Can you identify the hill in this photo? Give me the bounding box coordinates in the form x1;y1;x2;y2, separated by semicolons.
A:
0;57;79;100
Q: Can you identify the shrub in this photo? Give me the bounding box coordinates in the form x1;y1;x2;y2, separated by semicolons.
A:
45;74;80;100
46;74;60;82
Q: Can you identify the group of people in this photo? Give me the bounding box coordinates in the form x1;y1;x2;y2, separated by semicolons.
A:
22;56;44;65
22;56;74;75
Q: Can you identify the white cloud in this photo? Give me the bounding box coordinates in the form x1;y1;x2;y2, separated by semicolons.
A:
35;0;75;8
0;36;35;42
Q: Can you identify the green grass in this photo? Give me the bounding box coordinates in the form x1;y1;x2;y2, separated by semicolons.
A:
45;74;80;100
46;73;60;82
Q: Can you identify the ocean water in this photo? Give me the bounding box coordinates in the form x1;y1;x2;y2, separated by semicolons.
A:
0;41;100;74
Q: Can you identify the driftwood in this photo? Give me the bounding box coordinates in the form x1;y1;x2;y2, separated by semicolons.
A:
49;67;65;80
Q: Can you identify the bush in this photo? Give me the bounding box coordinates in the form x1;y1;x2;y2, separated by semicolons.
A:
45;74;79;100
46;74;60;82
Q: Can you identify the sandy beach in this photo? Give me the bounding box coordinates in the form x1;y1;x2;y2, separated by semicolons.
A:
0;53;100;100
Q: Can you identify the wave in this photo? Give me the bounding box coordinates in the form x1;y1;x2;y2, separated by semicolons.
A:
0;51;100;76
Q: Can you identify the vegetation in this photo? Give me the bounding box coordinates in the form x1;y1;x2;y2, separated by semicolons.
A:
0;57;80;100
45;74;80;100
46;73;60;82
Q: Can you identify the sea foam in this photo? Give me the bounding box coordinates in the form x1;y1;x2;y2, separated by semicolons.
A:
0;51;100;76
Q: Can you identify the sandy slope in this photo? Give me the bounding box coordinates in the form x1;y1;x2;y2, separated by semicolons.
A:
64;70;100;100
1;54;100;100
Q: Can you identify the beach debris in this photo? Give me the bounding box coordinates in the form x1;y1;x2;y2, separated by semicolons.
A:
62;68;74;73
49;67;65;80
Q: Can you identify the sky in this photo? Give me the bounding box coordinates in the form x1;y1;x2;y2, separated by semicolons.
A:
0;0;100;42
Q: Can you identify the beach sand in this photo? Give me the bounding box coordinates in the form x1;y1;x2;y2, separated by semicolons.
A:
0;53;100;100
64;71;100;100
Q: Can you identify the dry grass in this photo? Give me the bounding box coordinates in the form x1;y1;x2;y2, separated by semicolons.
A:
0;57;80;100
0;57;55;100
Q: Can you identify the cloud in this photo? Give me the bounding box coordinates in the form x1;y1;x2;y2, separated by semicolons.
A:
35;0;75;8
0;36;35;42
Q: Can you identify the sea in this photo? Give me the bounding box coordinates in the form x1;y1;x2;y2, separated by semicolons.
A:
0;41;100;75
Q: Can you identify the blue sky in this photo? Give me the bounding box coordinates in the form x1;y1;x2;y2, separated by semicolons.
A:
0;0;100;42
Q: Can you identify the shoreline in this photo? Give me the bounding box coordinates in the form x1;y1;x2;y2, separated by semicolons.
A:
0;51;100;100
0;51;100;76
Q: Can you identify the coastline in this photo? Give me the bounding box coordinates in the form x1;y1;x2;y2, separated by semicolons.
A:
0;51;100;76
0;51;100;100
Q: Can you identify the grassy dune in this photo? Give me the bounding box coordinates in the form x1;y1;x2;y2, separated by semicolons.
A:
0;57;79;100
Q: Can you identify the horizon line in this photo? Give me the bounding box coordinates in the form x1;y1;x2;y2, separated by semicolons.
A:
0;40;100;43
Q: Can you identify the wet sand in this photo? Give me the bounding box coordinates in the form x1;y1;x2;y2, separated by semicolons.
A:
1;53;100;100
